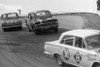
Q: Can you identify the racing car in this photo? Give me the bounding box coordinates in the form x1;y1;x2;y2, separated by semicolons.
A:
1;12;22;31
26;10;59;34
44;29;100;67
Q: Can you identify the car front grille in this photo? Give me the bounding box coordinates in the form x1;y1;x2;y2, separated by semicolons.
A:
36;21;57;28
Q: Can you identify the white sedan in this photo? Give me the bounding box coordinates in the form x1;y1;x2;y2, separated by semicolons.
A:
44;29;100;67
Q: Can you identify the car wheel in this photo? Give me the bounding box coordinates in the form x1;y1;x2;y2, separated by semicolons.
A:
19;26;22;30
54;54;64;66
28;14;32;19
3;28;6;32
27;26;32;32
95;64;100;67
35;30;38;35
34;30;41;35
29;29;32;32
54;28;58;33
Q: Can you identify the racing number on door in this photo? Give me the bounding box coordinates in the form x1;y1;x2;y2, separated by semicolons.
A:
63;48;70;60
74;52;82;64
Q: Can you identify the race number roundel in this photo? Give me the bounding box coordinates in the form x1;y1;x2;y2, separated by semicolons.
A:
63;48;70;60
74;52;82;64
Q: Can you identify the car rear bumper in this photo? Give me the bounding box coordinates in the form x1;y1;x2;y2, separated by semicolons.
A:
2;25;22;29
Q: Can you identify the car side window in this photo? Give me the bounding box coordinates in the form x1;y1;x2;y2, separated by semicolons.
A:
64;38;74;46
61;35;74;46
8;13;17;18
75;37;86;49
1;15;7;19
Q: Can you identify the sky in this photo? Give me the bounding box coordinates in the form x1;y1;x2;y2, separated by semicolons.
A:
0;0;98;15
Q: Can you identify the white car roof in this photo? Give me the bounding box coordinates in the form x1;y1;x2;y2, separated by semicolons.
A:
62;29;100;38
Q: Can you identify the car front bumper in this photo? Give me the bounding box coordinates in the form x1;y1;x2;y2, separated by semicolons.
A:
2;25;22;29
44;51;53;58
34;25;58;30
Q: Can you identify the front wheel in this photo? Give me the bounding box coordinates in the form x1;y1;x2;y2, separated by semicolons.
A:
95;64;100;67
19;26;22;30
35;30;39;35
3;28;6;32
29;29;32;32
53;28;58;33
54;55;65;66
28;26;33;32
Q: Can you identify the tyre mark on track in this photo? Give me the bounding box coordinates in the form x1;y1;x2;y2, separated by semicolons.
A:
0;35;19;67
13;49;58;67
13;52;37;67
20;50;47;63
0;48;18;67
14;50;48;67
8;44;37;67
0;59;7;67
0;36;34;67
5;34;40;67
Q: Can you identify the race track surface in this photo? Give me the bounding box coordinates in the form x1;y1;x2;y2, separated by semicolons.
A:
0;15;85;67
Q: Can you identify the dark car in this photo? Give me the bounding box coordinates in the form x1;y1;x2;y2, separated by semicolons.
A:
26;10;59;34
1;12;22;31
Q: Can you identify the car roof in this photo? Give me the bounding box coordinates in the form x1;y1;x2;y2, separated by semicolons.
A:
62;29;100;38
29;10;50;13
1;12;18;15
28;10;50;15
28;12;35;14
36;10;50;13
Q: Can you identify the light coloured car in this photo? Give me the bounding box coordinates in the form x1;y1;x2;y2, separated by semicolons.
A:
44;29;100;67
1;12;22;31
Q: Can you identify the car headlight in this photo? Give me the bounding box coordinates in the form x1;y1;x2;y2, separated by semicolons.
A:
6;21;10;23
36;19;43;22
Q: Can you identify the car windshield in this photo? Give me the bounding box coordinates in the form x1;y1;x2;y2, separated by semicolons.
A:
36;11;50;18
2;13;19;19
36;12;46;16
86;34;100;50
7;13;19;19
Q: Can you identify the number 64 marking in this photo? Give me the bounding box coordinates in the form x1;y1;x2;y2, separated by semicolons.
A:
63;48;70;60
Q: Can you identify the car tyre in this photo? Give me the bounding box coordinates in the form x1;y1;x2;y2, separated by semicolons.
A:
54;54;65;66
54;28;58;33
28;26;32;32
95;64;100;67
29;29;32;32
35;30;39;35
19;26;22;30
3;28;6;32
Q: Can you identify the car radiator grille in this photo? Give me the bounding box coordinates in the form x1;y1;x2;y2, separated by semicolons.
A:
36;22;57;28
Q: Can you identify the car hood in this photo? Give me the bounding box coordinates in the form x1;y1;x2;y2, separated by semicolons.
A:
45;40;59;45
3;18;20;23
36;16;50;19
4;18;19;21
36;17;53;22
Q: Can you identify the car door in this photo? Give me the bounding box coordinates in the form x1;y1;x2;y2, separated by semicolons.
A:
60;35;75;64
71;36;90;67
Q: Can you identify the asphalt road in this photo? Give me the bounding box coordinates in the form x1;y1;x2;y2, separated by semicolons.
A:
0;15;80;67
